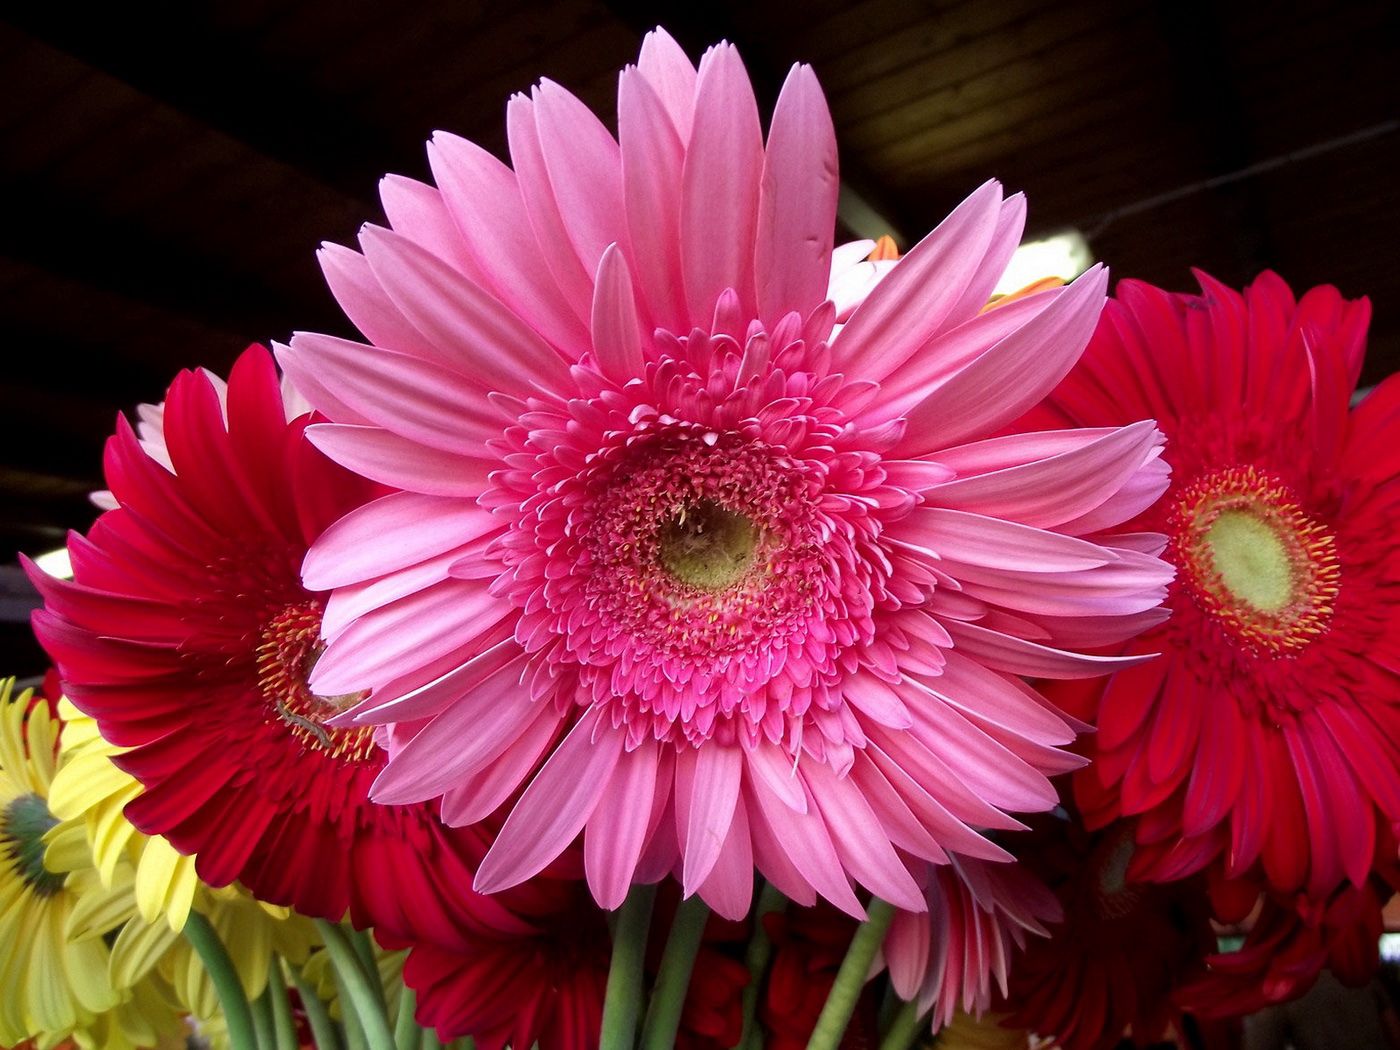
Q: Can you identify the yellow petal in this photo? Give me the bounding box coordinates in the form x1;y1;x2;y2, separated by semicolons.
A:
110;914;181;989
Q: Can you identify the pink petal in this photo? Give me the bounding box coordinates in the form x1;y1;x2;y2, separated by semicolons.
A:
682;43;763;321
347;638;522;725
944;620;1159;680
750;771;865;918
802;760;925;911
302;490;497;590
678;744;743;894
891;506;1118;572
745;746;807;814
306;423;489;497
755;62;838;326
369;652;537;804
943;192;1027;322
359;224;572;394
842;673;914;729
533;79;630;275
697;802;755;921
321;547;464;639
915;652;1077;746
475;714;626;894
286;333;505;456
590;245;645;383
427;131;591;355
439;702;564;827
832;180;1002;382
884;910;932;1000
925;420;1163;529
619;67;688;334
311;577;507;694
379;174;487;283
896;265;1108;453
585;739;660;909
316;245;443;365
506;93;596;327
636;27;697;140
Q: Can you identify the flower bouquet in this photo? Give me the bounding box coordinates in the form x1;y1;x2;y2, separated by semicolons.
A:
5;27;1398;1050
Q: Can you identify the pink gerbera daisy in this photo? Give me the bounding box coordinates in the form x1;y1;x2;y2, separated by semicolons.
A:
1033;272;1400;898
884;856;1062;1029
282;30;1172;918
28;346;525;946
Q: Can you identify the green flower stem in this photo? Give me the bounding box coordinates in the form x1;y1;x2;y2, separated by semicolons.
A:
599;881;658;1050
267;956;299;1050
315;920;397;1050
394;986;419;1050
182;910;259;1050
735;882;788;1050
251;986;275;1050
419;1030;441;1050
639;894;711;1050
877;998;925;1050
804;898;896;1050
288;961;341;1050
349;926;390;1017
329;957;367;1050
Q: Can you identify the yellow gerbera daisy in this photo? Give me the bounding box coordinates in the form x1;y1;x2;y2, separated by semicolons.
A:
0;680;125;1045
45;698;316;1031
932;1011;1043;1049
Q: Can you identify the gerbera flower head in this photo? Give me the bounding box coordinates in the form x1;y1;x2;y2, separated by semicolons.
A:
283;28;1172;917
29;345;526;948
884;856;1062;1030
0;680;124;1045
388;874;612;1050
1178;864;1398;1019
1031;271;1399;898
994;810;1215;1050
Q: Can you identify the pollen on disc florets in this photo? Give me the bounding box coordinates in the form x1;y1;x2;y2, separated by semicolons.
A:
1;793;63;897
1168;464;1340;656
257;601;374;761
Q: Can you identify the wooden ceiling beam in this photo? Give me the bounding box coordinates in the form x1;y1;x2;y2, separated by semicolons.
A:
0;173;348;343
4;6;402;204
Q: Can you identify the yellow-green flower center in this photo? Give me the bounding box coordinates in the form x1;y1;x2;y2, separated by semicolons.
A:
1204;509;1293;612
658;500;759;591
2;793;64;897
1170;465;1340;655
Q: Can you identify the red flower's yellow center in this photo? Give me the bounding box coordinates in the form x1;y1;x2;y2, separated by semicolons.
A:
257;602;375;761
1170;466;1340;655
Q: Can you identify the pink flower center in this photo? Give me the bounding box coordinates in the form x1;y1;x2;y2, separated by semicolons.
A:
486;325;905;754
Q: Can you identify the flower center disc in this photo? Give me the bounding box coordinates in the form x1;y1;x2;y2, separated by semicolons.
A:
1170;466;1340;654
1204;509;1292;612
1090;827;1142;921
658;500;759;591
257;602;375;761
1;793;63;897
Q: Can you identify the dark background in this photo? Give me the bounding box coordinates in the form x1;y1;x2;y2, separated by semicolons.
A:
1;0;1396;669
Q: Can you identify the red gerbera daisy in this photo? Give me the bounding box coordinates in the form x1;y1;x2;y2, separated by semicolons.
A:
27;346;526;945
1032;271;1400;898
392;874;612;1050
1178;862;1400;1019
396;871;749;1050
998;810;1215;1050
